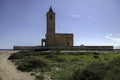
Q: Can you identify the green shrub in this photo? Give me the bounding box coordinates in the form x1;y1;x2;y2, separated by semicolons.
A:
69;62;105;80
104;58;109;61
8;51;44;60
17;57;48;72
44;55;55;59
36;75;44;80
8;51;27;59
93;55;99;58
54;57;65;62
104;57;120;80
44;55;65;62
69;52;91;55
93;52;100;55
69;57;120;80
71;58;80;62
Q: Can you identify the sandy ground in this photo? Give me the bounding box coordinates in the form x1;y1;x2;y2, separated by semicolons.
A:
0;51;35;80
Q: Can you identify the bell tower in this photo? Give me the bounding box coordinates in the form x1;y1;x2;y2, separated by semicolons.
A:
46;7;56;46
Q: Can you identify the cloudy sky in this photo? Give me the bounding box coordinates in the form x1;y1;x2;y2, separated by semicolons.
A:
0;0;120;49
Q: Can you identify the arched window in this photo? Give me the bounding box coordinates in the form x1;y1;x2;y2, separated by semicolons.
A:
50;15;52;20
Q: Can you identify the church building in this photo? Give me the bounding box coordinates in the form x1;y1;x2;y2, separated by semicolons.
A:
13;7;113;51
41;7;73;47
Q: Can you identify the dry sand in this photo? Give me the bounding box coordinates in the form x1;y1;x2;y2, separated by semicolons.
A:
0;51;35;80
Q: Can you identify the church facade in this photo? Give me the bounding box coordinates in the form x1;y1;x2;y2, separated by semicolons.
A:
41;7;73;47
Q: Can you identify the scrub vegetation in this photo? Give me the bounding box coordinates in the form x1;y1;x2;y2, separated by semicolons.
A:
8;50;120;80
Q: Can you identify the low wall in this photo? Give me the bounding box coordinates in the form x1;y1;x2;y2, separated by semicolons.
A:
13;46;113;51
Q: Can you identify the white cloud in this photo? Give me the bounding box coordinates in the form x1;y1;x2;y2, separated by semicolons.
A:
105;33;120;42
70;15;96;21
105;33;120;48
70;14;81;18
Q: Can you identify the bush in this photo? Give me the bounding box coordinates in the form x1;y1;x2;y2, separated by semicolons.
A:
17;57;48;72
93;52;100;55
71;58;80;62
69;57;120;80
69;62;105;80
44;55;65;62
93;55;99;58
8;51;44;60
8;51;27;59
104;57;120;80
36;75;44;80
104;58;109;61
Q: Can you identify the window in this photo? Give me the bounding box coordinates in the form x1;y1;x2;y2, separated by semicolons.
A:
67;42;70;45
50;15;52;20
67;37;69;39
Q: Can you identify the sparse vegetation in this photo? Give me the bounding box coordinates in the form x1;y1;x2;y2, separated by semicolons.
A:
69;57;120;80
93;55;99;58
36;75;44;80
44;55;65;62
17;57;48;72
8;50;120;80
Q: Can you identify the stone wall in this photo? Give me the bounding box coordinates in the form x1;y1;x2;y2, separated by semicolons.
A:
55;33;73;46
13;46;113;51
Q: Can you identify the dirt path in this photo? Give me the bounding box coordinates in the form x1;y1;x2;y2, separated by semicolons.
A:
0;51;35;80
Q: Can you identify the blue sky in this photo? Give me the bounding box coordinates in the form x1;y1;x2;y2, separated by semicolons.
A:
0;0;120;49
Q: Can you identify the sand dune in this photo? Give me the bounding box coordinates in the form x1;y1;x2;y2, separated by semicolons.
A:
0;51;35;80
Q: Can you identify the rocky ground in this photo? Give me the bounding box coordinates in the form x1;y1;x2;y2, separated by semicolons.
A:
0;51;35;80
